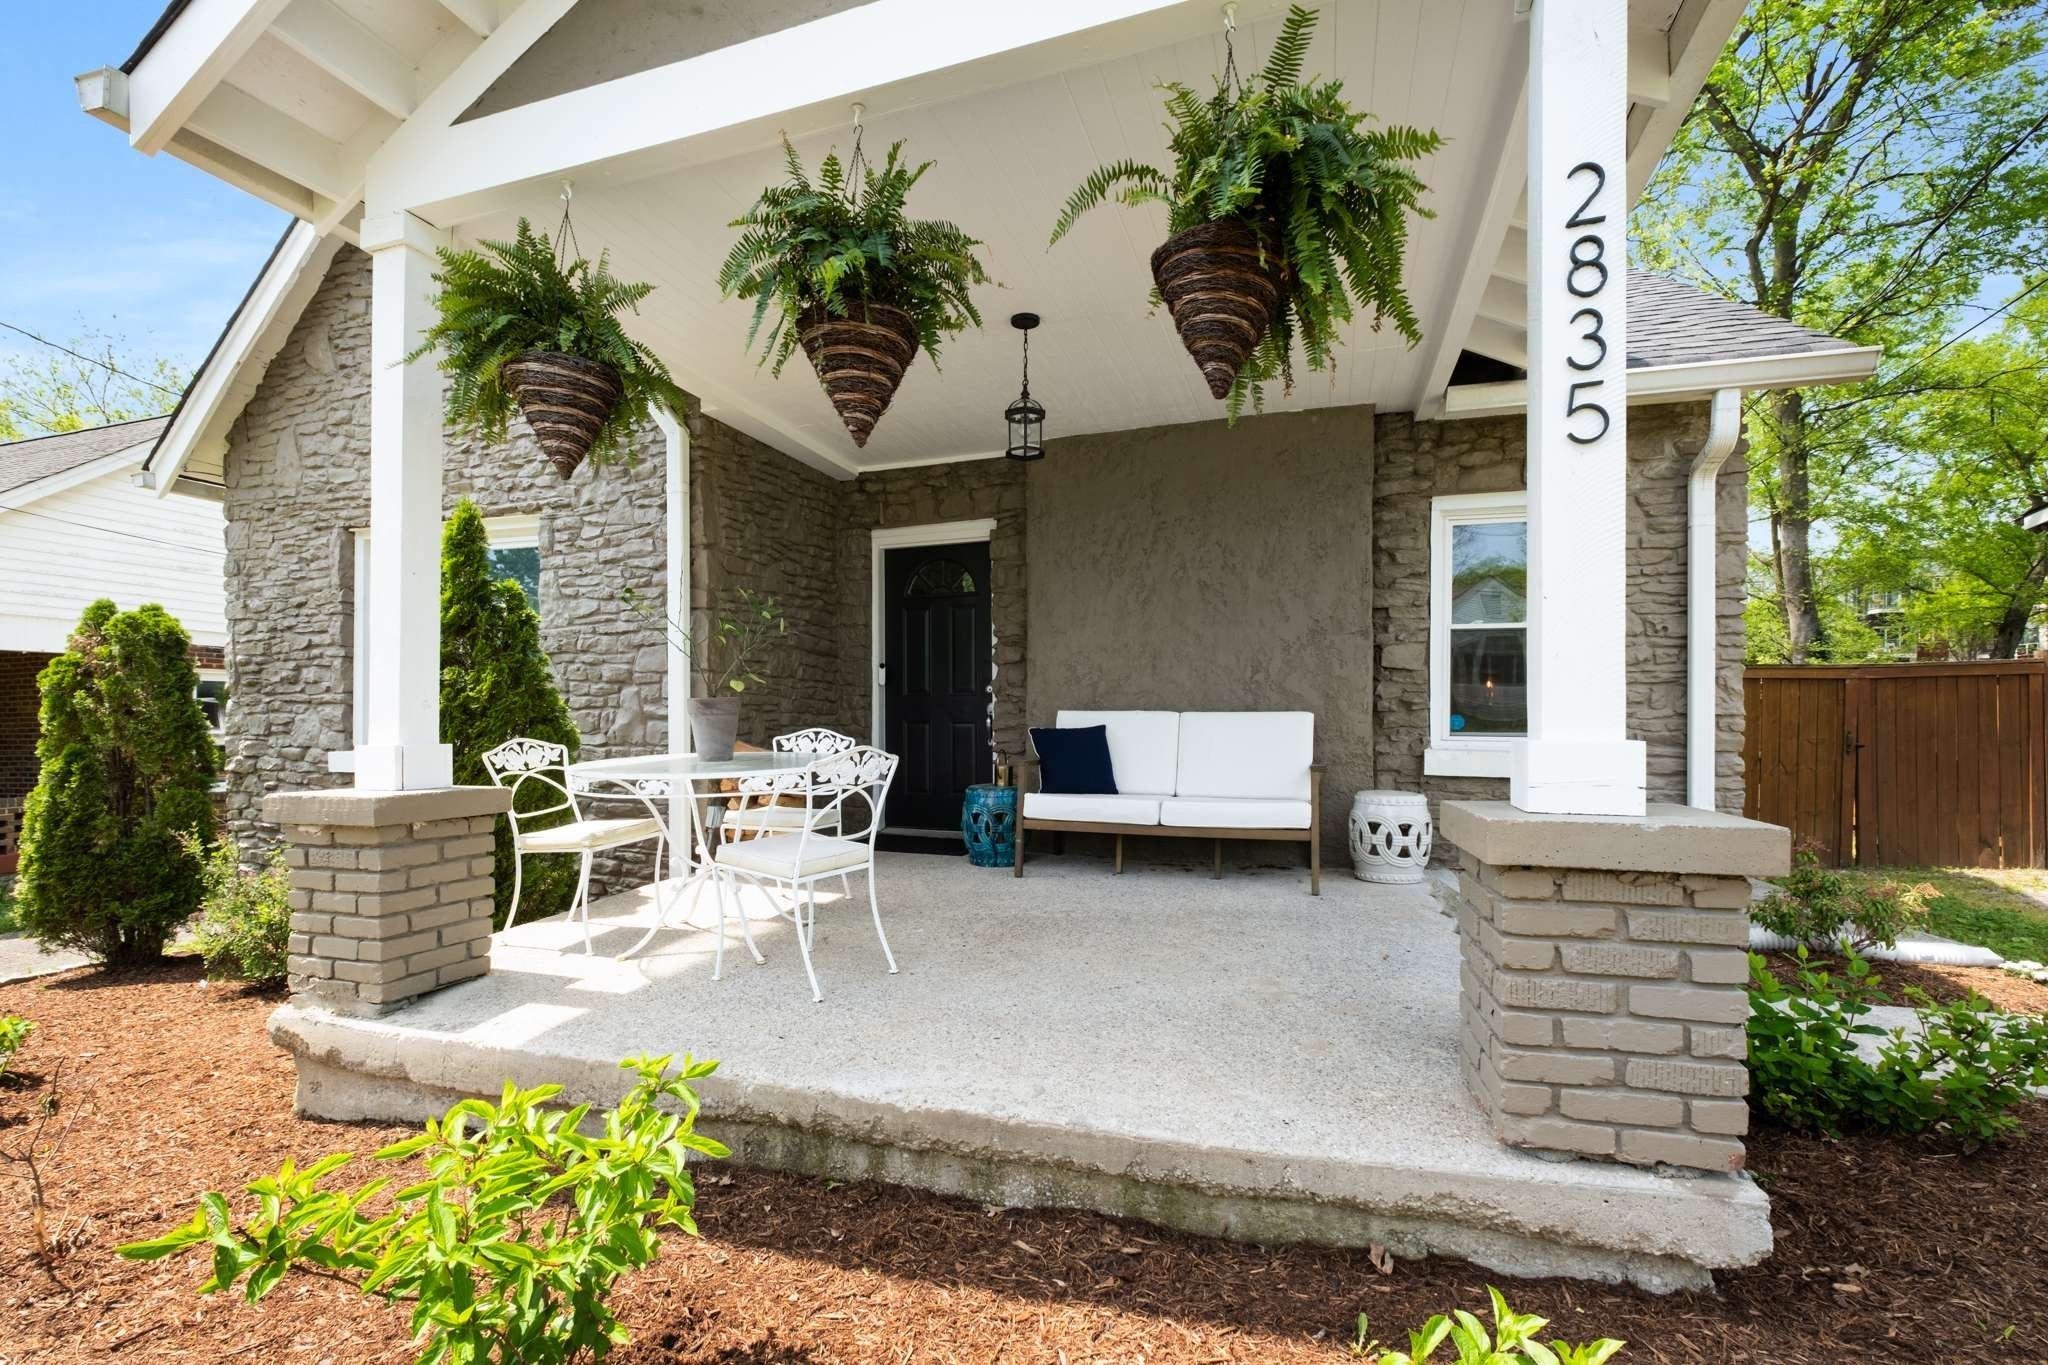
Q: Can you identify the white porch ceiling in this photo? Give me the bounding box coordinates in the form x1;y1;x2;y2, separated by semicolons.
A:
87;0;1738;479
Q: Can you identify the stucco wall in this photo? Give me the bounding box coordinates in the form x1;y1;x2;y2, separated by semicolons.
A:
1024;406;1376;853
1371;405;1748;837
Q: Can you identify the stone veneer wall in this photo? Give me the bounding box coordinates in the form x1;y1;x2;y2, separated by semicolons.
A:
1373;405;1748;842
223;247;673;891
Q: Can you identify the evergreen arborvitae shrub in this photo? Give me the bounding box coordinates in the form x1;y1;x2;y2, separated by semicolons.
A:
17;600;219;964
441;500;581;927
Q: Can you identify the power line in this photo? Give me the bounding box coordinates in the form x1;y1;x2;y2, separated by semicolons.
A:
0;321;184;399
0;501;223;556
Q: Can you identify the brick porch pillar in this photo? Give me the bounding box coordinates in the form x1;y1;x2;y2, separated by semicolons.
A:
265;787;513;1018
1444;801;1789;1173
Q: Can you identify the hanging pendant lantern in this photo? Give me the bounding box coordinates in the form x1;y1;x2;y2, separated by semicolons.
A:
1004;312;1045;461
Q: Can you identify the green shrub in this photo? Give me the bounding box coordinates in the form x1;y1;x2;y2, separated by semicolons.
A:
1750;846;1930;953
1747;949;2048;1142
1355;1287;1623;1364
0;1015;32;1081
188;837;292;984
441;500;580;928
0;875;18;935
17;600;218;965
119;1054;727;1365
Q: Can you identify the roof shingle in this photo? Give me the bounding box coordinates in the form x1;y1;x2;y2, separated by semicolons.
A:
1626;270;1851;369
0;417;170;498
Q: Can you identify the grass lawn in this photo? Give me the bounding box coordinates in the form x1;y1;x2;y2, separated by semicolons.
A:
1840;866;2048;962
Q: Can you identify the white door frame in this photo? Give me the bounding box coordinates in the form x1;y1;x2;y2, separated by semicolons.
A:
868;518;998;778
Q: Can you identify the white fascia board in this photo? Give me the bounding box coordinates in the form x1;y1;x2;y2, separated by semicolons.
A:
78;66;321;218
1628;0;1746;198
125;0;293;156
370;0;1290;225
145;222;343;498
1437;346;1884;420
0;445;151;512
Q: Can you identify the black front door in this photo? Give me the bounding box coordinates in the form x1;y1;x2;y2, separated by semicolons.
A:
882;541;994;831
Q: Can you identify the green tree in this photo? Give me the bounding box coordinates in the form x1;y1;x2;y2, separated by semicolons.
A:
440;500;580;927
1841;288;2048;658
0;329;187;439
16;600;219;964
1633;0;2048;660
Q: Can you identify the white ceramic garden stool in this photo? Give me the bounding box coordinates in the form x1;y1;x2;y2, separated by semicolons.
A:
1349;790;1432;884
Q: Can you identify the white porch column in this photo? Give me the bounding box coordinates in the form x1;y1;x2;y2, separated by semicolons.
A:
354;209;454;790
1513;0;1646;818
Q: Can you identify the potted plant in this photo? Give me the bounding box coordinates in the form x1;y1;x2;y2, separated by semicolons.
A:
408;218;688;479
1048;5;1442;418
718;136;991;447
625;587;787;761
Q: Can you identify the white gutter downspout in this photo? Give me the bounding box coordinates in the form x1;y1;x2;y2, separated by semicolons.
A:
1687;388;1744;811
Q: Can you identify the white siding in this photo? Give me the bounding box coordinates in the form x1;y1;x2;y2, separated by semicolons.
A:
0;461;227;652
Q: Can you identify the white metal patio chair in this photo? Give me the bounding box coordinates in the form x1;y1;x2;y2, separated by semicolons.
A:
709;745;899;1002
720;727;858;841
481;737;665;951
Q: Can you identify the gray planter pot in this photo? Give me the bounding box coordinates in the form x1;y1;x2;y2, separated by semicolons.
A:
687;695;742;761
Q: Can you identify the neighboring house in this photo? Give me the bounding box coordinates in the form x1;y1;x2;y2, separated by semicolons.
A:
0;417;228;868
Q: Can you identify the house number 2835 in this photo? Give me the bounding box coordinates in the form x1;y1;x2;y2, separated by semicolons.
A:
1561;160;1610;446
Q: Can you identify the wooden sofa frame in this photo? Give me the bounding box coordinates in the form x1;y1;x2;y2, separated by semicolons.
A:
1010;760;1322;895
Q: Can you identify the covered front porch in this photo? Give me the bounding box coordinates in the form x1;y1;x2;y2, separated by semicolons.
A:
269;850;1769;1292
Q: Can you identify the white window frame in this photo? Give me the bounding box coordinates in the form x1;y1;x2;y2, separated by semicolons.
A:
195;667;229;742
343;513;541;758
1425;490;1528;779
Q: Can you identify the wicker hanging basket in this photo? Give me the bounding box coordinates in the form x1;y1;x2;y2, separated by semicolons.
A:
797;304;919;448
1150;219;1286;400
501;350;625;479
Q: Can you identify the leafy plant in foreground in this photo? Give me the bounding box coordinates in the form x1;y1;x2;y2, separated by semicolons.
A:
0;1015;32;1081
1750;844;1931;953
406;218;687;466
1747;949;2048;1142
120;1055;728;1365
1049;4;1442;419
187;836;292;985
1355;1286;1624;1364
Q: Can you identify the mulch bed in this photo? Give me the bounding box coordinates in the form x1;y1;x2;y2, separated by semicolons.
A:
4;962;2048;1364
1760;949;2048;1013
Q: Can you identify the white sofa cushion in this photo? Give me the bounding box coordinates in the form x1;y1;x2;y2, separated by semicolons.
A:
1054;710;1179;795
1159;797;1312;830
1023;792;1162;825
1174;711;1314;800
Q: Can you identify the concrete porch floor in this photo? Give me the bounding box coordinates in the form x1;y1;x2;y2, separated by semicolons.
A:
269;850;1770;1292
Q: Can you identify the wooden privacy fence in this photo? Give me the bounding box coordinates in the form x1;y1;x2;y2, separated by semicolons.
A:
1744;660;2048;869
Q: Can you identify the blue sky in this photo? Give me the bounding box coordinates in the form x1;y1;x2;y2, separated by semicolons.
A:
0;4;290;379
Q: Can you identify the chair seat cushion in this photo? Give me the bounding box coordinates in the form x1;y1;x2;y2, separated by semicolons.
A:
715;833;870;879
721;803;837;832
1022;793;1162;825
1158;798;1312;830
520;816;662;852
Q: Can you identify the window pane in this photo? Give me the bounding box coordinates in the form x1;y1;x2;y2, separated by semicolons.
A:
488;545;541;614
195;679;227;736
1451;521;1526;624
1449;628;1527;735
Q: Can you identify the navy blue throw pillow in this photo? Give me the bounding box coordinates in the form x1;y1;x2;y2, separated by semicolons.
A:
1030;725;1118;795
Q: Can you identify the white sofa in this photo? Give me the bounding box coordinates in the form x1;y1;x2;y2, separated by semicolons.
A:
1013;710;1321;894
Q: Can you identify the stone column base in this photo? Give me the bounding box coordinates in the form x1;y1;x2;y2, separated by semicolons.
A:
1442;801;1789;1174
265;786;513;1018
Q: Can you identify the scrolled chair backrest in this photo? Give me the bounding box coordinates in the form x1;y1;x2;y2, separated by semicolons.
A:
801;745;897;844
480;737;577;829
739;727;857;796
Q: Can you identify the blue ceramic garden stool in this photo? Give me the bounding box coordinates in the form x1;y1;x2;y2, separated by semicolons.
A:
961;783;1018;867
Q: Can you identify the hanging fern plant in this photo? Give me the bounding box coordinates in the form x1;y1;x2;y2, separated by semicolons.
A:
407;217;687;478
719;135;991;447
1049;5;1442;420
